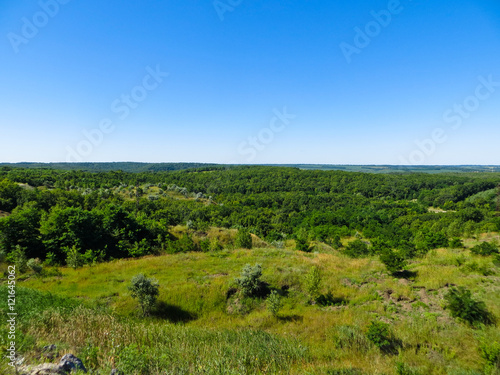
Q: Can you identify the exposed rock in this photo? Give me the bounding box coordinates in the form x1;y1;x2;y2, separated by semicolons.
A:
59;354;87;373
20;354;86;375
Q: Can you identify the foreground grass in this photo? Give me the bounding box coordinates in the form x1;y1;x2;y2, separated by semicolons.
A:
1;245;500;374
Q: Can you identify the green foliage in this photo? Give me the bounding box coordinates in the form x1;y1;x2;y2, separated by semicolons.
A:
266;290;282;317
333;325;371;352
344;239;370;258
235;228;252;249
65;245;84;269
305;266;322;302
395;361;422;375
235;263;264;297
11;245;28;273
26;258;43;274
379;249;407;275
128;273;160;316
479;341;500;370
444;286;495;326
449;238;464;248
366;320;391;350
331;235;343;249
470;241;499;256
296;236;311;252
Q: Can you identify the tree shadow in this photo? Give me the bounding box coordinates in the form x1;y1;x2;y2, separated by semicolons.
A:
151;301;197;323
381;337;404;355
393;270;417;280
277;314;303;323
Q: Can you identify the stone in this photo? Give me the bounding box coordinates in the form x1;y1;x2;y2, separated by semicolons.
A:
59;354;87;373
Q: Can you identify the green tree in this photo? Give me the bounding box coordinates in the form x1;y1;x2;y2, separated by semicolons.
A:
235;263;263;297
305;266;322;302
65;245;84;269
128;273;160;316
343;239;370;258
444;286;494;326
379;249;407;275
235;229;252;249
266;290;282;317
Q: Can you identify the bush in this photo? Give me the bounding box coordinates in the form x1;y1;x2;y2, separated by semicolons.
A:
305;266;322;302
449;238;464;248
344;239;370;258
12;245;28;273
470;241;499;256
366;320;390;350
266;290;282;317
331;235;343;249
26;258;43;274
379;249;407;275
479;341;500;370
235;229;252;249
295;237;310;252
235;264;265;297
65;245;84;269
128;273;160;316
444;286;495;326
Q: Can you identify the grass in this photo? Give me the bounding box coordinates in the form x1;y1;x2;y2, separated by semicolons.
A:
1;243;500;374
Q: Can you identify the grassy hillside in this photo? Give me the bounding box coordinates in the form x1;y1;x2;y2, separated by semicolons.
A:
2;236;500;374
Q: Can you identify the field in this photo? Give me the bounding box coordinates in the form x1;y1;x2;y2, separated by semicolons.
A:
1;234;499;374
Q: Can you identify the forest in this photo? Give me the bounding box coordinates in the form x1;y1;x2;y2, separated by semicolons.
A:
0;165;499;265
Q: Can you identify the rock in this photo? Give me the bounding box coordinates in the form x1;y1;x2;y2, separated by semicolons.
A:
19;363;66;375
59;354;87;373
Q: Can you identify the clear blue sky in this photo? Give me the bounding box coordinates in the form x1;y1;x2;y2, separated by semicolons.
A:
1;0;500;164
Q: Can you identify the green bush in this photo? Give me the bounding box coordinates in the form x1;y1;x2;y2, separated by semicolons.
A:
295;237;311;252
444;286;495;326
379;249;407;275
12;245;28;273
128;273;160;316
449;238;464;248
479;341;500;370
65;245;84;269
366;320;390;350
305;266;322;302
470;241;499;256
26;258;43;274
235;229;252;249
266;290;282;317
235;263;264;297
344;239;370;258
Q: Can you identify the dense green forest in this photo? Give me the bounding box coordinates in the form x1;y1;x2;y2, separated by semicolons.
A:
1;165;499;265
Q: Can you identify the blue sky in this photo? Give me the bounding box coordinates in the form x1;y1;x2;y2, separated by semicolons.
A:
1;0;500;164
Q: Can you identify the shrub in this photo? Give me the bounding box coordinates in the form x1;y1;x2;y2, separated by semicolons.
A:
128;273;160;316
235;229;252;249
479;341;500;370
470;241;499;256
295;237;311;252
305;266;322;302
235;264;265;297
12;245;28;273
266;290;282;317
65;245;84;269
366;320;390;350
449;238;464;248
379;249;407;275
26;258;43;274
444;286;495;326
331;235;343;249
344;239;370;258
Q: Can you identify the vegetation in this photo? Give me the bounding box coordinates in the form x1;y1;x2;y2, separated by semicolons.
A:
0;165;499;374
128;273;160;316
444;286;495;326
